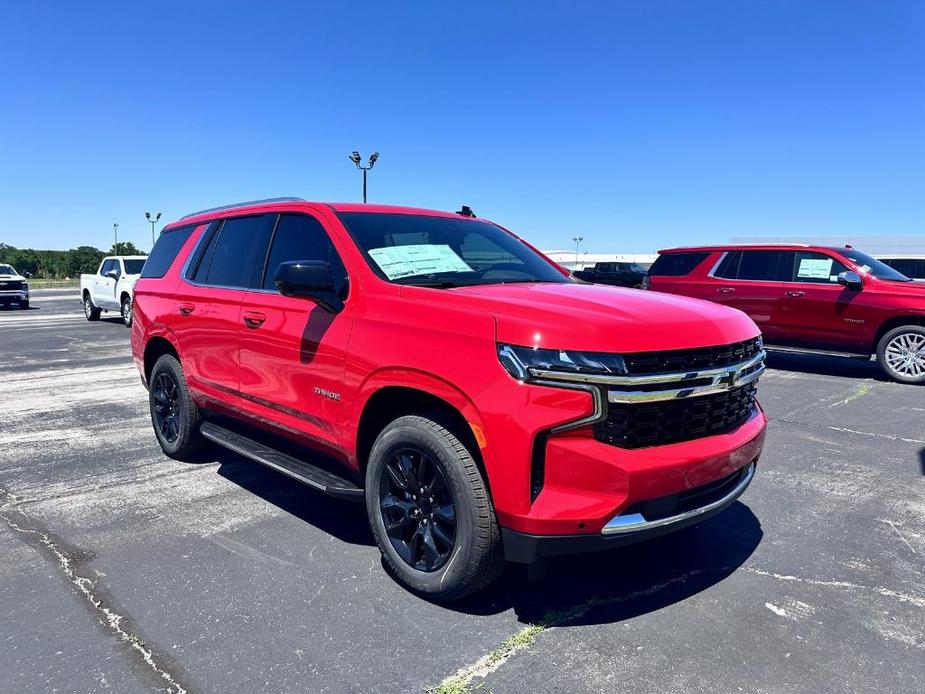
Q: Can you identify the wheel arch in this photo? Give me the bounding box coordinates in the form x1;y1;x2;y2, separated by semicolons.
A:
353;377;491;492
873;314;925;351
143;334;180;383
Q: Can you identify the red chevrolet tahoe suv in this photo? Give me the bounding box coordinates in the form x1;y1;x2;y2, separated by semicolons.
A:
645;244;925;384
131;198;767;600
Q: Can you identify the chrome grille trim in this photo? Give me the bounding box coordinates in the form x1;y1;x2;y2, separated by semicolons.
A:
531;350;765;403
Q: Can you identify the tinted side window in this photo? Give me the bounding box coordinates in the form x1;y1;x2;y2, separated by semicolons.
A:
141;224;197;279
648;252;710;276
100;259;116;276
737;251;788;281
787;251;849;283
263;214;347;291
202;215;276;289
714;251;741;279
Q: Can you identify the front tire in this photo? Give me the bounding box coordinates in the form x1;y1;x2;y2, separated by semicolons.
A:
877;325;925;384
83;294;101;321
365;415;503;601
20;300;29;310
121;295;133;327
148;354;204;459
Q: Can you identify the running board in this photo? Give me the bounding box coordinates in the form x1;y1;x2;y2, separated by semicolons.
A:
764;344;872;360
200;422;364;501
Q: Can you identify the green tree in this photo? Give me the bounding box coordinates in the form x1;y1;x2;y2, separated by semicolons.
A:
109;241;143;256
65;246;106;277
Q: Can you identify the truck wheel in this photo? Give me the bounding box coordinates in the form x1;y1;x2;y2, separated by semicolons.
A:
83;294;101;321
121;295;133;327
365;415;503;601
20;300;29;310
877;325;925;384
148;354;204;459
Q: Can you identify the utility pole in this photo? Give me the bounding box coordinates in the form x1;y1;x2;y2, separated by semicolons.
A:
145;211;162;247
114;222;119;250
572;236;584;266
348;151;379;203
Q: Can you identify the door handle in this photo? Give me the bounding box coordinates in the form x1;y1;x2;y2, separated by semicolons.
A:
786;290;805;298
178;302;195;316
717;287;736;294
242;311;266;329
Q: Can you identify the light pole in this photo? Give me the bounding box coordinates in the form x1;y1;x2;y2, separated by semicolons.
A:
113;222;119;250
572;236;584;267
348;151;379;203
145;212;162;247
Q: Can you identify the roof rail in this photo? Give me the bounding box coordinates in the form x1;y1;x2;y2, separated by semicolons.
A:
180;197;307;220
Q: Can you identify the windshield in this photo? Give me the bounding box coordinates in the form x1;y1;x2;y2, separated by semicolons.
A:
123;259;146;274
0;264;15;275
338;213;569;288
835;248;912;282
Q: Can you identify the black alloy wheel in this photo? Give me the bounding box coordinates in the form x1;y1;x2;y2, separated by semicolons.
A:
379;447;456;572
152;371;182;444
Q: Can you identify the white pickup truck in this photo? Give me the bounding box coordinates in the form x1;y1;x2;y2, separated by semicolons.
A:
80;256;147;327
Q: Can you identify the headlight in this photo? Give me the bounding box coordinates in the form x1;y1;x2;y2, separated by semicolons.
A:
498;343;627;382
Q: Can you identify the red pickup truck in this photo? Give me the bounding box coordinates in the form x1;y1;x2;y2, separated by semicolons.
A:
131;198;767;600
645;244;925;383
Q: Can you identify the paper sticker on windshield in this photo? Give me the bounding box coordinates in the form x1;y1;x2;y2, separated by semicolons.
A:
368;244;473;280
797;257;833;280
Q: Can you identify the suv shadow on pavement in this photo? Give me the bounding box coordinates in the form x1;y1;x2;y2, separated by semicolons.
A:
765;351;885;381
211;446;374;547
459;501;763;625
208;443;762;625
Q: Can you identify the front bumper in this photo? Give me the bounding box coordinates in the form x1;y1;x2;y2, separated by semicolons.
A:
503;460;756;563
0;290;28;303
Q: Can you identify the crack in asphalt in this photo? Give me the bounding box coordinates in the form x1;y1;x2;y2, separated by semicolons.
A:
0;488;191;693
774;417;925;445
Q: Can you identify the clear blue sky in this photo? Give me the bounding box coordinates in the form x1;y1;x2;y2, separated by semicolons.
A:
1;1;923;252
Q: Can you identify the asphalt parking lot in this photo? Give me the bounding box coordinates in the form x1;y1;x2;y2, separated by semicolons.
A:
1;289;922;694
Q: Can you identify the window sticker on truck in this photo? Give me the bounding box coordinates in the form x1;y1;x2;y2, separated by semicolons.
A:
797;257;833;280
368;244;473;279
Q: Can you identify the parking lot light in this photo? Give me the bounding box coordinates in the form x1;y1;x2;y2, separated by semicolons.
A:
348;151;379;203
145;211;162;247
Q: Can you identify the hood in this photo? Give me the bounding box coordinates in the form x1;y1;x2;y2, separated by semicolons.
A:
0;272;25;281
869;277;925;297
445;282;761;353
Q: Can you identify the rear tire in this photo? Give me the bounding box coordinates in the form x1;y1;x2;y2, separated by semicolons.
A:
148;354;205;459
877;325;925;384
121;295;133;327
365;415;503;601
83;294;101;321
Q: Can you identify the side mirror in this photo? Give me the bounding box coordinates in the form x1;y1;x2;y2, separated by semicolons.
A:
22;272;32;278
837;271;863;291
274;261;344;313
105;269;119;280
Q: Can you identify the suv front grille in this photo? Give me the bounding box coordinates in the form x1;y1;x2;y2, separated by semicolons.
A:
593;382;758;449
0;280;24;291
623;337;763;375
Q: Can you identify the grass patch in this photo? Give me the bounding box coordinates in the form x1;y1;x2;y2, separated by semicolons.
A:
428;623;545;694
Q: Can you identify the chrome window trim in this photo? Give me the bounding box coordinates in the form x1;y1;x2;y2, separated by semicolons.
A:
602;462;755;535
706;251;730;278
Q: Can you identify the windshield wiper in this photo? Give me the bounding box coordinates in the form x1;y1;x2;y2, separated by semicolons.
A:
395;278;466;288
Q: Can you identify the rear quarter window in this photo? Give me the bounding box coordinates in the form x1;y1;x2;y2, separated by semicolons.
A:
648;252;710;276
140;225;197;279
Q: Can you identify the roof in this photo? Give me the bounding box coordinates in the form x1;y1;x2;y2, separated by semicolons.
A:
658;243;815;254
173;198;474;228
